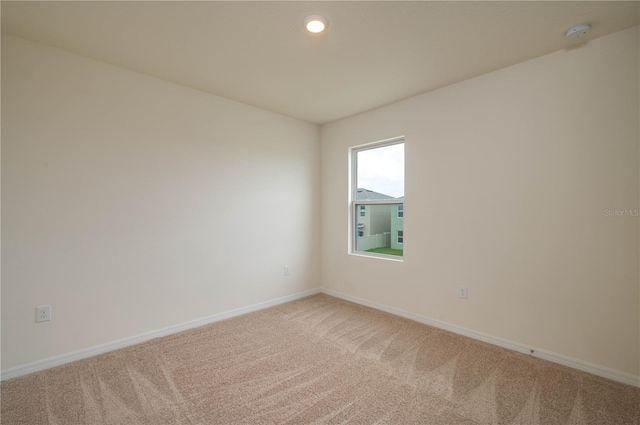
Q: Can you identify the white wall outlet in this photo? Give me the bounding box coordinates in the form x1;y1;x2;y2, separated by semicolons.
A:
36;305;51;322
284;265;290;275
458;286;468;300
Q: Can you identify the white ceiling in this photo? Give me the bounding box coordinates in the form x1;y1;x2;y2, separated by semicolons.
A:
2;1;638;125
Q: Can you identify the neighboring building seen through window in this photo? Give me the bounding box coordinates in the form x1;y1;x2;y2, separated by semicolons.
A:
351;139;404;258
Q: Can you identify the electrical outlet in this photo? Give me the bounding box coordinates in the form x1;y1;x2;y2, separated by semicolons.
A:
284;265;290;275
458;286;468;300
36;305;51;322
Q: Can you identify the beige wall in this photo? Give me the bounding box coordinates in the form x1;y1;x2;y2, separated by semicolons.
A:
321;27;639;376
2;26;639;380
1;34;320;369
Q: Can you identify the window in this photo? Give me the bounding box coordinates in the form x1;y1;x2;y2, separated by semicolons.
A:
351;138;404;258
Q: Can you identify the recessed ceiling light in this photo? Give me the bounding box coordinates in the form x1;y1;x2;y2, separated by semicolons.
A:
305;15;327;33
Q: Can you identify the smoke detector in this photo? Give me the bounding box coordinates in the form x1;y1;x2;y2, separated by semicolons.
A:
565;23;591;40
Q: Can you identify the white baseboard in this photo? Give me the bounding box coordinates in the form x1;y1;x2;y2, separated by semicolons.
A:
4;287;638;388
319;288;640;388
1;288;321;382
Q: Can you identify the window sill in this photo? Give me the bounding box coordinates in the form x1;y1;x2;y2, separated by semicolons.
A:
348;252;404;262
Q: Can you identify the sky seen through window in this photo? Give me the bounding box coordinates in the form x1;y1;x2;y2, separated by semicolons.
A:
357;143;404;198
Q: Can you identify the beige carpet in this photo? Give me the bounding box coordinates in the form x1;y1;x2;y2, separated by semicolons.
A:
2;294;639;424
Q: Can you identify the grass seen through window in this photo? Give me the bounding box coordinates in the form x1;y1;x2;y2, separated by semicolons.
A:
365;247;403;256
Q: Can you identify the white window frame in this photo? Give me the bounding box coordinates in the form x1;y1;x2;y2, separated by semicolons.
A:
397;230;404;244
397;204;404;218
350;136;404;261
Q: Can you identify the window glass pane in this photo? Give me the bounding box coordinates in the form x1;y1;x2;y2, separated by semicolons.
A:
352;140;404;259
355;203;403;256
357;143;404;198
